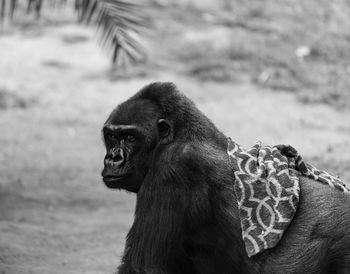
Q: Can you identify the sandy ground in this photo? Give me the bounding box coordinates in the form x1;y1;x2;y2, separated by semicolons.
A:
0;22;349;273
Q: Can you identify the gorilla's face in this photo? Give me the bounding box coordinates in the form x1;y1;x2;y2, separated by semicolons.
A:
101;100;172;192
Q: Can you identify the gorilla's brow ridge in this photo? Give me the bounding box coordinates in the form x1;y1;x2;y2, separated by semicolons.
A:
103;124;138;132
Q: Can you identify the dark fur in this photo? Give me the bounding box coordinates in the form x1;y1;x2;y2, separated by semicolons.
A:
103;83;350;274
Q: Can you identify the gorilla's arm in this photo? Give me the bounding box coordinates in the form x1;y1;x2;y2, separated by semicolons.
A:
117;143;207;274
117;142;251;274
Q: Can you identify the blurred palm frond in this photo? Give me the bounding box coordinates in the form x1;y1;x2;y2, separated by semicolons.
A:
0;0;148;65
77;0;147;64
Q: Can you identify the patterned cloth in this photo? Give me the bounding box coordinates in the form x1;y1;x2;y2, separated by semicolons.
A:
227;139;348;257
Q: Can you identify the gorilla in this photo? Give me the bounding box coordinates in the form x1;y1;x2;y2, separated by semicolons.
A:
101;82;350;274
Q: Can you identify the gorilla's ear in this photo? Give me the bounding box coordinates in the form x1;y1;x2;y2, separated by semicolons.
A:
157;119;173;144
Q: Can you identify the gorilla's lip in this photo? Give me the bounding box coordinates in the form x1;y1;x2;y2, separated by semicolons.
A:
103;174;129;183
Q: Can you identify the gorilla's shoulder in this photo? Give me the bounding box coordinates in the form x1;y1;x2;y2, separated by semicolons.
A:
156;142;230;174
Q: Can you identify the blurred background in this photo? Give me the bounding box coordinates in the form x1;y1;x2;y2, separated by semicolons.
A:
0;0;349;273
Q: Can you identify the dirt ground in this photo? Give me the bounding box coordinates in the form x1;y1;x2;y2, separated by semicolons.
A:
1;3;350;274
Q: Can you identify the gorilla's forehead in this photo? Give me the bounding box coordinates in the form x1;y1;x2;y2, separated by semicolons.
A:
106;99;161;126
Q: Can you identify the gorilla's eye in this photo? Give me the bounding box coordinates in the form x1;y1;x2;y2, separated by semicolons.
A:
106;132;118;141
126;134;136;142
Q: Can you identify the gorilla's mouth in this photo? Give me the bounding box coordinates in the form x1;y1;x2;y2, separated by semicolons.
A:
103;174;131;188
103;174;128;182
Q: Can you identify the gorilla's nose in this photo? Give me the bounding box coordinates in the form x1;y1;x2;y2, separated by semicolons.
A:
109;148;125;166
